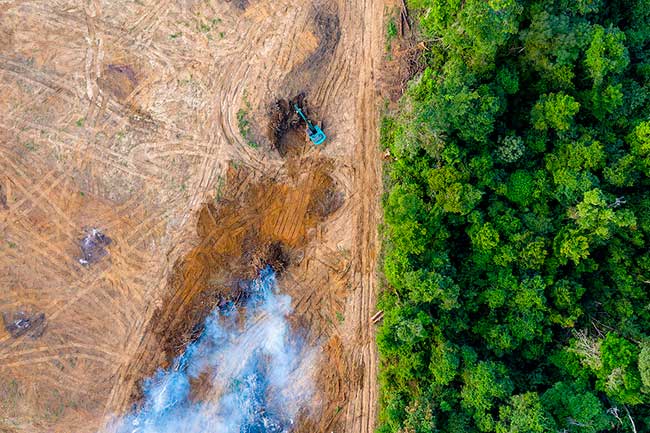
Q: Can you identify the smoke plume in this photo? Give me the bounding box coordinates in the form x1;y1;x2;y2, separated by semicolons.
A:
106;266;315;433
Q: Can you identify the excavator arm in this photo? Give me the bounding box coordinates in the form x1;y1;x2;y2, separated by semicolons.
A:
293;104;327;145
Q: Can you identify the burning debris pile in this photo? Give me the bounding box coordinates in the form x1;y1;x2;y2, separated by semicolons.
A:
107;266;315;433
79;228;112;265
2;310;47;339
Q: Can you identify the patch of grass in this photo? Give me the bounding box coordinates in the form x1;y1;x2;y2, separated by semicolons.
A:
237;109;251;139
385;8;399;53
387;18;398;41
169;32;182;39
24;141;36;151
336;311;345;324
237;92;259;149
75;117;85;127
7;241;17;249
197;16;221;35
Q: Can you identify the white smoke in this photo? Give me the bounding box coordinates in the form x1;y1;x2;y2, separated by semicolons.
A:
104;266;316;433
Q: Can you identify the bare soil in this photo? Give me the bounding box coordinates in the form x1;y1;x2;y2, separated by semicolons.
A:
0;0;387;432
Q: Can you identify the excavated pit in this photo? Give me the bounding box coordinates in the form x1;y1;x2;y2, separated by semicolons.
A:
269;93;325;157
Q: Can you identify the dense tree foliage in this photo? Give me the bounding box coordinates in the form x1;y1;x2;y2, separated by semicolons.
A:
378;1;650;432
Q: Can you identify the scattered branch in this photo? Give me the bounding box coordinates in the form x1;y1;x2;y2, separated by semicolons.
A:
624;405;638;433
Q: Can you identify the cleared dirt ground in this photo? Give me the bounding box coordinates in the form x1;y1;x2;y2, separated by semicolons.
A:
0;0;386;432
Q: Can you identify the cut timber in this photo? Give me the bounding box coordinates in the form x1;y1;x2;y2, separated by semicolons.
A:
399;0;412;37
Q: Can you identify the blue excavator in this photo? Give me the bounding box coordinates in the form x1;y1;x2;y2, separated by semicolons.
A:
293;104;326;145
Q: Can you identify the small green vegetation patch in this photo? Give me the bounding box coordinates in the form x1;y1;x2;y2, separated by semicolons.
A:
237;92;259;149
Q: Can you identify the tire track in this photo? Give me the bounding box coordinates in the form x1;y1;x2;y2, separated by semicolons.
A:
1;1;385;432
340;0;384;432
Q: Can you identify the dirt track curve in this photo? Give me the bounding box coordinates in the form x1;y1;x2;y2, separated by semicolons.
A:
0;0;385;432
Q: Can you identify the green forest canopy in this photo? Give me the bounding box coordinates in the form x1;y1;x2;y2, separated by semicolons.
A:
378;1;650;432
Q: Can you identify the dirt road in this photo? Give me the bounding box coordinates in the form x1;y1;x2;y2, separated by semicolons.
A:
0;0;385;432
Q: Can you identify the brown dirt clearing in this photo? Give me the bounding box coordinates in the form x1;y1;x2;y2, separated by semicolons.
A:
0;0;388;432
